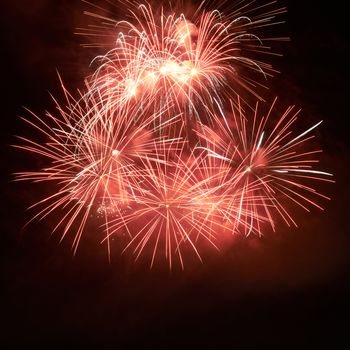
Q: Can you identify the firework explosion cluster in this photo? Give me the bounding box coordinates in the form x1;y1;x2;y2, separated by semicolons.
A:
16;1;333;267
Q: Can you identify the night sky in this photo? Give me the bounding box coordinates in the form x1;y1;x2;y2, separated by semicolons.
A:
1;1;349;348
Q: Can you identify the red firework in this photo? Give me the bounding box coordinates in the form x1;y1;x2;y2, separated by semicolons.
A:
15;1;332;268
195;97;334;235
79;0;286;124
15;77;181;255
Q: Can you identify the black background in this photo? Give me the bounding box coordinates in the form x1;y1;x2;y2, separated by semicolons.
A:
1;1;349;348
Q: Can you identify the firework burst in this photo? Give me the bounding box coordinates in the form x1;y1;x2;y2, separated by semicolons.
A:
79;0;286;125
195;97;334;235
14;78;181;255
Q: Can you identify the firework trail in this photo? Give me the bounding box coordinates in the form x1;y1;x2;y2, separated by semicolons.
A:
15;0;332;268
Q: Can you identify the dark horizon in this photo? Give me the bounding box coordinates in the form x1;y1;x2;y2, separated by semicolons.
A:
1;1;349;348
